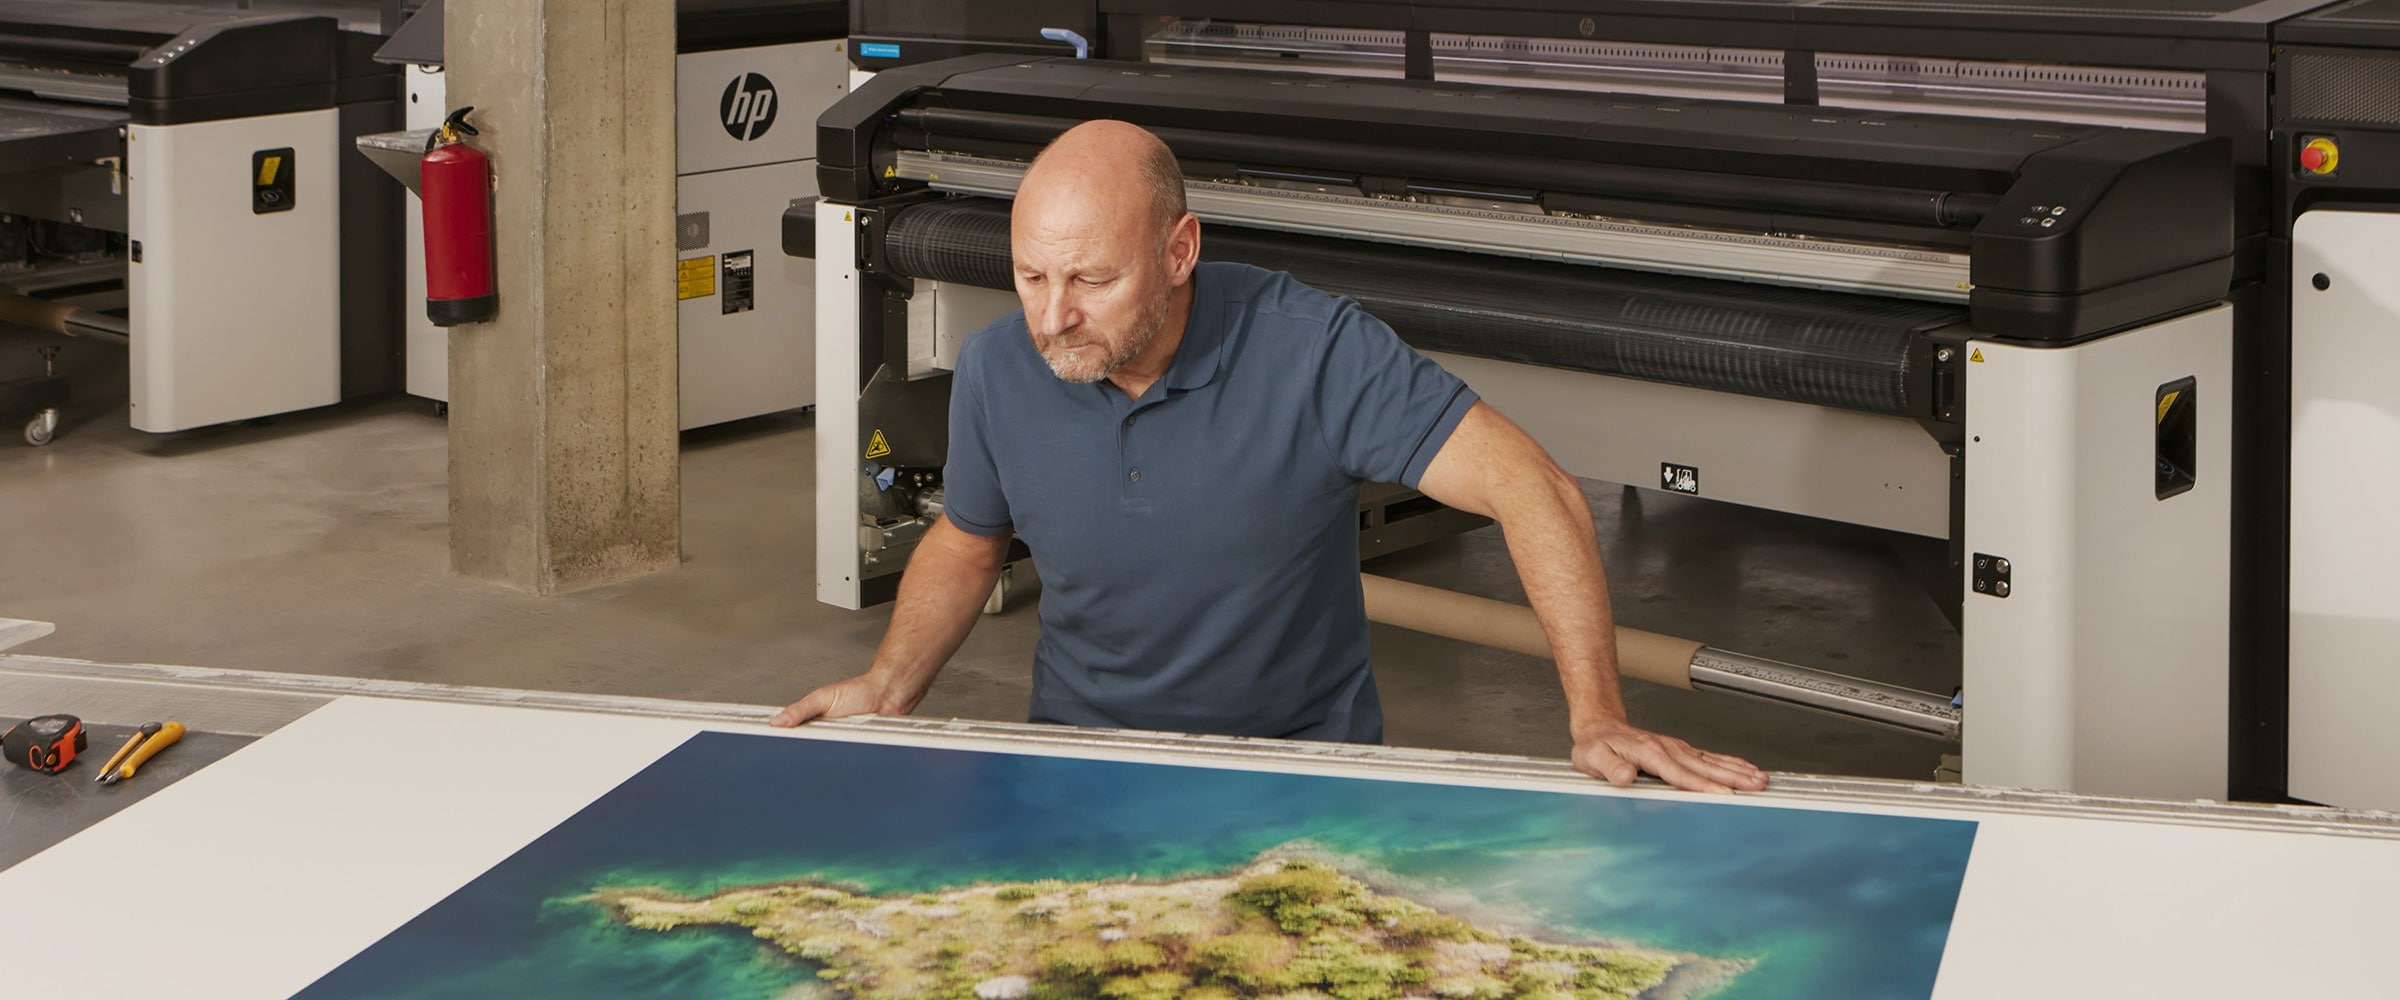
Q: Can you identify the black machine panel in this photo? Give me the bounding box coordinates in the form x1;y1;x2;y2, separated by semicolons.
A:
2279;1;2400;146
0;101;124;176
0;2;394;125
1062;0;2326;71
849;0;1094;70
859;0;1095;41
681;0;849;51
822;56;2234;342
373;0;851;65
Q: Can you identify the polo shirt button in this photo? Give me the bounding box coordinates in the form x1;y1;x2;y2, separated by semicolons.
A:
1124;416;1136;427
1129;469;1141;482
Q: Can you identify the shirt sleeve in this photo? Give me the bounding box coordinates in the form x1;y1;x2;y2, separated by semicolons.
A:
941;347;1013;536
1312;300;1480;488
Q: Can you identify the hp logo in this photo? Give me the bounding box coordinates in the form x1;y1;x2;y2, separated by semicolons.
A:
720;73;777;141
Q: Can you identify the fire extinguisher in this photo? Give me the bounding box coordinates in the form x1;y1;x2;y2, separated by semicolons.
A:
422;107;496;326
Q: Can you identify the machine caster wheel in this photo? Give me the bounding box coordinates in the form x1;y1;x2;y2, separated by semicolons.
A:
23;408;57;447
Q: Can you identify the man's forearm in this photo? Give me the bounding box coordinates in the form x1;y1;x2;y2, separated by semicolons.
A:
1419;406;1766;790
1416;404;1631;738
1492;464;1627;738
862;519;1008;712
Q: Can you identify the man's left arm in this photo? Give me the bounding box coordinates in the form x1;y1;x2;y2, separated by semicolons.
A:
1415;402;1770;794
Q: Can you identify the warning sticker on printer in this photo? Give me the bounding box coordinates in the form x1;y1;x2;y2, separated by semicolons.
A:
1661;463;1700;495
864;429;892;460
677;256;715;300
721;249;755;315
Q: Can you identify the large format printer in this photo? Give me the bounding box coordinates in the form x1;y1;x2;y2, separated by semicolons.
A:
835;0;2400;810
0;1;398;443
376;0;849;430
809;55;2238;800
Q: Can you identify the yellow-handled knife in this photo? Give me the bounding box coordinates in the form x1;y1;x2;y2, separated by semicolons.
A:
98;721;182;785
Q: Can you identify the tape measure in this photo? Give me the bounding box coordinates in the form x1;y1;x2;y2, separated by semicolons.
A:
3;713;88;774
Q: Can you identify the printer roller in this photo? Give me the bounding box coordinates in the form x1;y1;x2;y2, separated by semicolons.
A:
880;197;1964;416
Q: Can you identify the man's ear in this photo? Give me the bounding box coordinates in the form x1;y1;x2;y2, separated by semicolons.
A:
1167;212;1202;282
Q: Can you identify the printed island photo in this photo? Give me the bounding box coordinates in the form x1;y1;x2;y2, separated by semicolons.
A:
592;854;1751;1000
293;734;1975;1000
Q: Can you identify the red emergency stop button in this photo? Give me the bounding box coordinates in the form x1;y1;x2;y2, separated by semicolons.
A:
2300;136;2340;176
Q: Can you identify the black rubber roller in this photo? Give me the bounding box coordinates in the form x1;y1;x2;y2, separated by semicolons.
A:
879;197;1964;416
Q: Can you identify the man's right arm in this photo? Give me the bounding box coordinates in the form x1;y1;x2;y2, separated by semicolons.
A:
769;516;1013;726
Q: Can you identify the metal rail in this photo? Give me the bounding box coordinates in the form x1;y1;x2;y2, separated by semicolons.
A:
894;150;1972;302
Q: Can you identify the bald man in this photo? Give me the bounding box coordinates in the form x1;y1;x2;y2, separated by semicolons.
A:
775;121;1768;794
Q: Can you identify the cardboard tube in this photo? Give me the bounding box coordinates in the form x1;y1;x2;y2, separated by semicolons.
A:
0;290;75;335
0;290;126;342
1360;573;1700;690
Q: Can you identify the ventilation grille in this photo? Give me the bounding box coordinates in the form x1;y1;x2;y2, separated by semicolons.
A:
1817;55;2201;94
676;212;710;251
2288;50;2400;127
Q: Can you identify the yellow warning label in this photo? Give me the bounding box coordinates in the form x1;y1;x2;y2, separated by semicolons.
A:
864;429;892;460
258;156;282;186
677;256;715;300
2157;390;2182;425
1968;348;1984;363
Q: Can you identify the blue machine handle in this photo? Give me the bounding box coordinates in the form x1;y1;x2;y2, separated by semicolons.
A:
1041;28;1091;59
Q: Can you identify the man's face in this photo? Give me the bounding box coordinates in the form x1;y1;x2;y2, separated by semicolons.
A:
1011;204;1175;385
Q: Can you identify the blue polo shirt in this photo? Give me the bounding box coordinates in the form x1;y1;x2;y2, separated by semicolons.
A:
942;262;1479;742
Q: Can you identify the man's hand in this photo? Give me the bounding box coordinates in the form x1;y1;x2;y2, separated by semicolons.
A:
771;518;1010;730
770;674;910;728
1573;720;1769;794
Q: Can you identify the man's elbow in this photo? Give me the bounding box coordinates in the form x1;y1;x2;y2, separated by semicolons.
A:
1486;458;1582;519
1537;461;1584;512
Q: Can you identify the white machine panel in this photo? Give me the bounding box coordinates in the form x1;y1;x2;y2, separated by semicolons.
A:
675;163;817;429
128;110;342;432
1429;352;1952;538
676;39;850;175
2288;209;2400;811
1961;306;2232;799
813;254;1021;608
907;278;1018;378
817;201;866;610
402;65;447;403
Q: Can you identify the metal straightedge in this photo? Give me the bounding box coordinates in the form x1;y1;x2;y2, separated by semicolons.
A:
1;652;2393;840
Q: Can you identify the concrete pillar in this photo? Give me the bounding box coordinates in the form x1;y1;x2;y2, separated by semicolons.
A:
443;0;680;594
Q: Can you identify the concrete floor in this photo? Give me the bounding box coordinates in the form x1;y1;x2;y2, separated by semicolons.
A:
1;338;1956;778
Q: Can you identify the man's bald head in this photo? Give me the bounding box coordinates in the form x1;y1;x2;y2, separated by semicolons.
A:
1008;121;1202;387
1018;120;1187;235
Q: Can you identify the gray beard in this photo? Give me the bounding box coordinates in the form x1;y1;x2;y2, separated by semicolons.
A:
1040;296;1168;384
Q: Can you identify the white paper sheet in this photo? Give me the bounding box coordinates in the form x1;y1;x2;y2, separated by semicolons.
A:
0;695;2391;998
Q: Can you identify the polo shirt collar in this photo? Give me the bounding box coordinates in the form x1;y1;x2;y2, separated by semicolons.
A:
1159;267;1225;393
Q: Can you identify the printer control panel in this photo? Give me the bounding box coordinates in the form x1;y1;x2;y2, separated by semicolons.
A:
2015;203;2072;230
